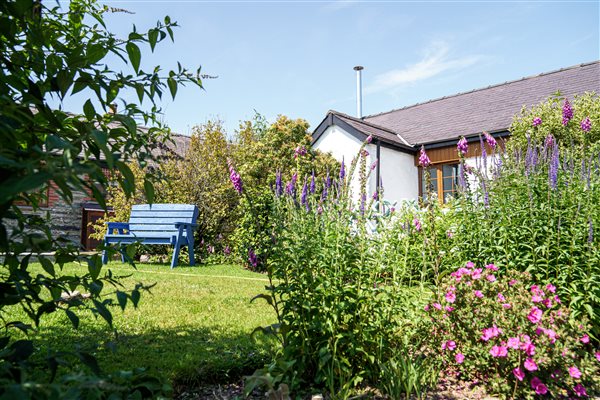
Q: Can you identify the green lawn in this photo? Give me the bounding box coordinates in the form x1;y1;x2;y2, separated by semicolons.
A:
7;262;277;386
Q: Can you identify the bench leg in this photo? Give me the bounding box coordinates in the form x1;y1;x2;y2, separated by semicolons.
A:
170;243;181;269
187;228;195;266
102;239;108;264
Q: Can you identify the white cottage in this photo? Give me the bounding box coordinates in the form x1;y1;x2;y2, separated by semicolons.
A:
312;61;600;205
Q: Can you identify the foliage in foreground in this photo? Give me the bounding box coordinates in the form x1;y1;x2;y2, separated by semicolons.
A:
425;263;599;399
0;0;201;397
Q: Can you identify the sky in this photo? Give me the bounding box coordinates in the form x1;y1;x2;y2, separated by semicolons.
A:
59;0;600;136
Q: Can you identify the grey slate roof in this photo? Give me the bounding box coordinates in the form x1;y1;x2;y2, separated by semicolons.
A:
314;61;600;149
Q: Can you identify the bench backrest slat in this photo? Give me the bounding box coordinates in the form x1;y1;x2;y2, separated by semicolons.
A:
128;204;199;235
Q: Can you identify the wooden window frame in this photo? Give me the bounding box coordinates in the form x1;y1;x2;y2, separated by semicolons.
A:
419;162;460;204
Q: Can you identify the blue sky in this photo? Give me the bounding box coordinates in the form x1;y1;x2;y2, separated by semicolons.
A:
62;1;599;136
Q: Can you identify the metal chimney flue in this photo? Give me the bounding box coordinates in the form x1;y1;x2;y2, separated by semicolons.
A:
354;66;364;118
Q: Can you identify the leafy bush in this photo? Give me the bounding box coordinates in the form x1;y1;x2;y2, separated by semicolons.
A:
425;262;599;398
510;92;600;152
241;141;437;398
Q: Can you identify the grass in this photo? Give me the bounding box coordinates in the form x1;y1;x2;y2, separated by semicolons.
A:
6;262;277;386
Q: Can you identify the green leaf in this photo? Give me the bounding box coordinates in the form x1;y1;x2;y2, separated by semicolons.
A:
126;42;141;73
167;77;177;99
131;289;141;307
144;179;155;204
116;291;127;311
83;99;95;120
39;257;55;277
92;300;113;328
88;257;102;280
86;43;108;65
56;70;73;97
65;310;80;329
148;29;159;51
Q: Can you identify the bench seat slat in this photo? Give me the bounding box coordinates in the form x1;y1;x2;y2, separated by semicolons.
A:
128;217;194;224
132;204;197;211
129;211;196;218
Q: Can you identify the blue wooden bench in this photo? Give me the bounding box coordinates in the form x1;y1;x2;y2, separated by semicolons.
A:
101;204;199;268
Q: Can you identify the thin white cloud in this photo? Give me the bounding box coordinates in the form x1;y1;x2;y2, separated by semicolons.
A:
321;0;357;13
366;41;482;94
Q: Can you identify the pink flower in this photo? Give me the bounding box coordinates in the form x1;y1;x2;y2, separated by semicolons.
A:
424;304;430;311
525;343;536;356
569;366;582;379
527;306;543;324
509;279;518;286
545;283;556;293
545;329;557;343
445;306;454;312
474;290;484;298
531;294;543;303
513;367;525;381
490;345;508;357
595;351;600;362
507;337;520;349
573;383;587;397
486;274;496;282
481;325;502;341
497;293;505;302
502;303;511;309
485;263;498;271
471;268;482;279
445;291;456;303
580;334;590;344
465;261;475;269
524;358;538;371
433;303;442;310
531;377;548;395
455;353;464;364
442;340;456;351
542;298;553;308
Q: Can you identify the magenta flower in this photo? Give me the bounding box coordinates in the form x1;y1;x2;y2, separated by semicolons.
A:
481;325;502;341
531;294;543;303
485;263;498;271
497;293;505;302
223;245;231;255
248;249;258;268
502;303;511;309
445;291;456;303
573;384;587;397
533;117;542;127
370;159;378;171
524;343;536;356
445;306;454;312
507;337;520;349
580;334;590;344
486;274;496;282
474;290;484;299
580;116;592;132
455;353;464;364
228;161;243;195
366;135;373;144
545;283;556;293
524;358;538;371
569;366;582;379
442;340;456;351
471;268;482;280
413;218;422;232
294;145;307;159
465;261;475;268
457;137;468;156
527;306;543;324
513;367;525;381
542;298;553;308
418;145;430;167
509;279;518;286
531;377;548;395
433;303;442;310
484;132;497;149
490;345;508;358
595;351;600;361
339;158;346;180
562;99;573;125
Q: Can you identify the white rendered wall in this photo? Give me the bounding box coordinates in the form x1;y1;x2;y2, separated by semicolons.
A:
313;125;419;205
377;146;419;205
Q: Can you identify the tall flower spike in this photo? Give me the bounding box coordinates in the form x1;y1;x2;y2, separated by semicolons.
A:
581;117;592;132
549;144;559;190
457;137;468;156
339;158;346;180
321;178;328;201
484;132;497;149
228;160;243;195
418;146;430;167
301;179;308;206
562;99;573;126
309;171;316;194
533;117;542;127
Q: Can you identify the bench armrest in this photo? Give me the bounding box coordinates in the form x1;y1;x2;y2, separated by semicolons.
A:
174;222;197;228
106;222;130;230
